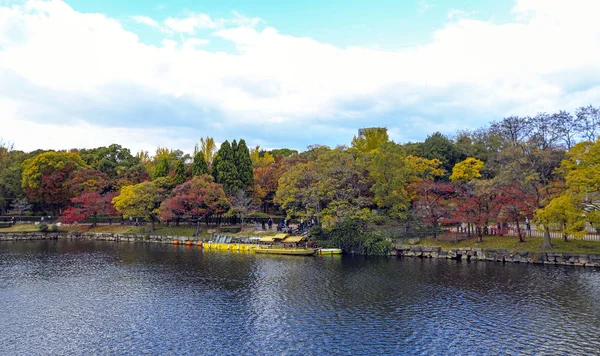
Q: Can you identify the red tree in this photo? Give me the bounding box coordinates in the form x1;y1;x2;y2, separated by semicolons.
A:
65;169;110;197
412;180;455;239
497;183;537;242
159;175;230;236
452;182;504;242
61;192;117;226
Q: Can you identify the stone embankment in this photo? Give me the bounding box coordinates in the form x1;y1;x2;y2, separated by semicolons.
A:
0;232;199;244
393;245;600;267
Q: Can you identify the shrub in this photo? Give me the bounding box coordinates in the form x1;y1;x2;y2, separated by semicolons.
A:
49;224;58;232
38;223;49;232
219;227;242;233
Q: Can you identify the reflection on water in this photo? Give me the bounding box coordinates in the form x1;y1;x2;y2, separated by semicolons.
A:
1;240;599;355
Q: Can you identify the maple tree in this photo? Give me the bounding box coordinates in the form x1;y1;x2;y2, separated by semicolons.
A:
21;151;89;214
61;192;117;226
159;175;230;236
412;180;455;239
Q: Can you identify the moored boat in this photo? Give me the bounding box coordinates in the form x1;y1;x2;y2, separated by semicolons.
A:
254;247;317;256
318;248;343;255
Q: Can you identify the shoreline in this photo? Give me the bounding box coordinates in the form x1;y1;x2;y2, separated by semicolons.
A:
2;232;600;267
393;245;600;267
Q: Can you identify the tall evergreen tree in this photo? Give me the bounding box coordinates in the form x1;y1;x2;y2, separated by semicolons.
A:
213;140;242;193
235;139;254;189
173;159;186;185
192;152;208;176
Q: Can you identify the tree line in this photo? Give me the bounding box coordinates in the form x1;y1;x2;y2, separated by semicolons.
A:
1;105;599;251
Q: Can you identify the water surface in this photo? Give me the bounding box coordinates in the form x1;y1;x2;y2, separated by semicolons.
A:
1;240;599;355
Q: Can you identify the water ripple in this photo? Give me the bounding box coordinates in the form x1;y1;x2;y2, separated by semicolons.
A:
0;241;599;355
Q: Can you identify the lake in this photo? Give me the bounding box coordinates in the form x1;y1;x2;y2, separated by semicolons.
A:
1;240;599;355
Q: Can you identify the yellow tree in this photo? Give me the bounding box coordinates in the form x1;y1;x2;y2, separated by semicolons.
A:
351;128;389;153
198;137;216;173
536;195;587;241
112;181;163;232
450;157;484;183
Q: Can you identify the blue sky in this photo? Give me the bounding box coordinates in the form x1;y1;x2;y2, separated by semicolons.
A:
1;0;599;154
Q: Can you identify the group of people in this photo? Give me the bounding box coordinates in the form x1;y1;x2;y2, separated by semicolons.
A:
257;217;317;233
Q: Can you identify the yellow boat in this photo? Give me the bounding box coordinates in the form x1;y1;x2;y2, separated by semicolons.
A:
254;247;317;256
318;248;343;255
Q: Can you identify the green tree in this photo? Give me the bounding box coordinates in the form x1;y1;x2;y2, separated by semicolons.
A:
213;140;242;193
173;159;186;185
154;157;170;179
419;132;465;175
235;139;254;189
367;142;413;219
0;142;26;215
192;152;208;176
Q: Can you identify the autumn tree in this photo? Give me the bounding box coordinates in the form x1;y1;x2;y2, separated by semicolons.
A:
159;175;230;236
65;169;110;197
61;192;117;227
351;127;389;153
366;142;413;219
450;158;484;183
21;151;88;214
412;180;455;239
197;137;216;173
232;190;255;231
250;146;275;168
112;181;164;232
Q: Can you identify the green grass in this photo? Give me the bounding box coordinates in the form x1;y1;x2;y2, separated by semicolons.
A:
0;224;41;232
415;236;600;254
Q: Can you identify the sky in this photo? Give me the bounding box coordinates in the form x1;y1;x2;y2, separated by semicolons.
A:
1;0;600;154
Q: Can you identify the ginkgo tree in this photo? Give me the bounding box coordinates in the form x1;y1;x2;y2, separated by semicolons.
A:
112;181;164;232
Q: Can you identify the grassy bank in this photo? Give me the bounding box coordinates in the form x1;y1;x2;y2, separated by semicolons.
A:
415;236;600;255
0;224;280;239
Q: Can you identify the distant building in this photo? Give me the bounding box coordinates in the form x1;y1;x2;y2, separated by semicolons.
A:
358;127;385;138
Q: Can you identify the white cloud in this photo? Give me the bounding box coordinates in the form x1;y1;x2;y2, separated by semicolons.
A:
131;15;160;29
1;0;600;152
447;9;477;19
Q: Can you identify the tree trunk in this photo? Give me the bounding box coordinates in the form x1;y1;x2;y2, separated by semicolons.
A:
516;221;524;243
150;217;155;232
92;214;97;228
432;223;437;240
541;225;552;249
563;222;568;242
193;220;201;237
477;226;483;243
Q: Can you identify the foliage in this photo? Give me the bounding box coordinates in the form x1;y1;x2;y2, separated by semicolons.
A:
412;180;455;239
197;137;216;173
250;145;275;168
173;159;186;185
158;175;230;235
192;152;208;176
235;139;254;189
418;132;465;175
351;127;389;153
61;192;117;226
450;157;484;183
112;181;164;231
270;148;298;158
21;151;89;213
153;157;170;179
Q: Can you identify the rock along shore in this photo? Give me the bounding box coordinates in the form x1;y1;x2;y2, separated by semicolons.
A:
0;231;198;244
393;245;600;267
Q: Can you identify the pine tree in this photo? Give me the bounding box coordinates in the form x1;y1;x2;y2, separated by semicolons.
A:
173;159;186;185
192;152;208;176
235;139;254;189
